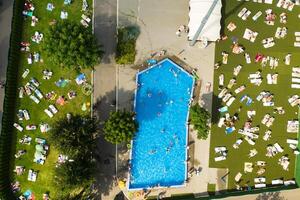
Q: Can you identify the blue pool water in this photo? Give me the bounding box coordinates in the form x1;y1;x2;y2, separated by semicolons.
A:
129;58;194;189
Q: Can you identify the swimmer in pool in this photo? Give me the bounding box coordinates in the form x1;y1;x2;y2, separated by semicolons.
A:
149;149;157;154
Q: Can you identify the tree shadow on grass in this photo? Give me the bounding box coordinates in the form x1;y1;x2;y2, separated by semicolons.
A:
210;94;222;125
220;0;245;35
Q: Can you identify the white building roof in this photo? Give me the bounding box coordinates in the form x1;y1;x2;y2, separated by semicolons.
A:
188;0;222;41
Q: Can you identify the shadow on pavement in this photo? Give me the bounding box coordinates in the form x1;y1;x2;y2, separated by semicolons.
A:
93;88;135;198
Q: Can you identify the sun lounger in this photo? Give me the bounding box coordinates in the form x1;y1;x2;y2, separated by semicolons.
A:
255;183;266;188
219;74;224;86
263;102;274;107
287;139;298;145
254;177;266;183
284;180;296;186
265;0;273;4
44;109;53;118
242;10;251;20
274;143;284;153
292;73;300;78
296;37;300;42
222;93;232;102
218;117;225;128
30;95;40;104
235;172;242;182
222;52;228;64
34;89;43;99
238;8;248;18
291;84;300;88
49;105;58;114
293;67;300;73
272;179;284;185
218;88;227;98
26;125;36;130
233;139;243;149
81;14;91;23
249;73;261;79
256;161;266;166
23;110;30;120
291;99;300;107
80;19;89;28
292;78;300;83
214;156;226;162
234;85;245;94
288;95;299;103
214;147;227;153
252;11;262;21
245;53;251;63
277;0;285;7
226;97;235;107
28;169;37;182
294;42;300;47
14;123;24;132
245;136;255;145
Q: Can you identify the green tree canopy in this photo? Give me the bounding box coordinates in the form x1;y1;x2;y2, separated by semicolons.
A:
49;114;98;157
103;110;138;144
54;156;94;189
43;21;102;70
189;104;211;140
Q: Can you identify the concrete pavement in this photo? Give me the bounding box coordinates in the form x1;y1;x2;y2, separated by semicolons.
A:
0;0;13;131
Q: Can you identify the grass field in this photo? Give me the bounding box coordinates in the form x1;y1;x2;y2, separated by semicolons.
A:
13;0;93;198
209;0;300;190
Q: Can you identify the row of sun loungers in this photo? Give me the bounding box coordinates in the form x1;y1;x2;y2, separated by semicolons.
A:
288;95;300;107
238;8;252;21
44;105;58;118
214;147;227;162
277;0;295;11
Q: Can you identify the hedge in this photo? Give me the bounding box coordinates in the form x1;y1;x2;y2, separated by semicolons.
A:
0;0;25;198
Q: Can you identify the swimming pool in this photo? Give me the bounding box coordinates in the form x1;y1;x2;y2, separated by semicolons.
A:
129;58;195;189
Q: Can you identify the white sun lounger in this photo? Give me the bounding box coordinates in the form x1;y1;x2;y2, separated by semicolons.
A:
34;89;43;99
238;8;248;18
214;156;226;162
14;123;24;132
23;110;30;120
291;84;300;88
222;93;232;102
218;88;227;98
292;73;300;78
249;73;261;79
254;177;266;183
235;172;242;182
255;183;266;188
214;147;227;153
292;78;300;83
30;95;40;104
293;67;300;73
218;117;225;128
242;10;251;20
272;179;284;185
226;97;235;107
287;139;298;145
274;143;284;153
49;105;58;114
252;11;262;21
294;42;300;47
284;180;296;186
44;109;53;118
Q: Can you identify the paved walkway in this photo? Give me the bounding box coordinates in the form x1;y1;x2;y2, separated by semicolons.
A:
0;0;13;131
93;0;121;199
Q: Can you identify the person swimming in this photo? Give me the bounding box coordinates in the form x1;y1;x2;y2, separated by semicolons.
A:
149;149;157;154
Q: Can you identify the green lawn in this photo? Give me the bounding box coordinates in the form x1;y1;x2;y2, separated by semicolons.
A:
209;1;300;190
13;0;92;198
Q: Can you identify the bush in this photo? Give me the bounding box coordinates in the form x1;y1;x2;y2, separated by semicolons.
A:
116;26;140;64
43;21;102;70
189;104;211;140
0;0;25;198
103;110;138;144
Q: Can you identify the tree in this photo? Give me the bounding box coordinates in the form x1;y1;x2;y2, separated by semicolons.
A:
116;26;140;64
43;21;102;70
54;156;94;189
49;115;98;157
189;104;211;140
103;110;138;144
